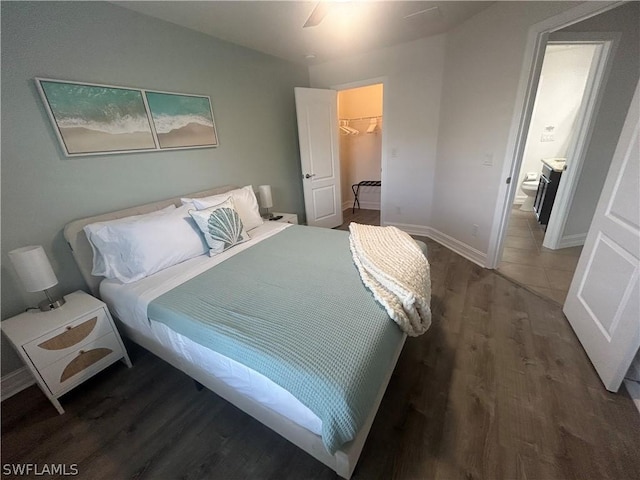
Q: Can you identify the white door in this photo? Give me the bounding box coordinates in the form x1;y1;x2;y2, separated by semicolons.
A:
563;80;640;392
294;87;343;228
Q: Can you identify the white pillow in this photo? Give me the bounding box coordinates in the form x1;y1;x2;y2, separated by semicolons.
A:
180;193;230;212
189;197;250;256
85;205;207;283
84;205;176;278
182;185;263;231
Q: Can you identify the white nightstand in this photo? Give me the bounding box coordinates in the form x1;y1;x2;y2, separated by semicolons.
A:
269;212;298;224
1;290;132;414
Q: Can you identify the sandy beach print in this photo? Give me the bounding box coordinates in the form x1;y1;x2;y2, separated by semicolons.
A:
59;127;156;153
145;92;218;149
38;80;156;155
156;122;217;148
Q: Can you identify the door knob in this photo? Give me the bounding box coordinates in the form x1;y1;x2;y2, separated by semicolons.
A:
304;173;316;179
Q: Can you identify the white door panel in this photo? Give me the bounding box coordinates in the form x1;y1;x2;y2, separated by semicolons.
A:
607;137;640;232
563;79;640;392
294;87;342;228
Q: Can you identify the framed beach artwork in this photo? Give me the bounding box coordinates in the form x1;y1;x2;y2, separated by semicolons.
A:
145;92;218;149
35;78;218;157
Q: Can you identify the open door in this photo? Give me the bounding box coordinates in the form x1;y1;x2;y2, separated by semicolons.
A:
563;80;640;391
294;87;343;228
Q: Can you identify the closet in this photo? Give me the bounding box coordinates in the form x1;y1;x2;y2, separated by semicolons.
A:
337;84;383;212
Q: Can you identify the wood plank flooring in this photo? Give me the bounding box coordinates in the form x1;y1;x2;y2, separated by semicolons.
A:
2;209;639;479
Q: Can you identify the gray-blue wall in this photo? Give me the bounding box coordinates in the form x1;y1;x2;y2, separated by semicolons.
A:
1;1;309;375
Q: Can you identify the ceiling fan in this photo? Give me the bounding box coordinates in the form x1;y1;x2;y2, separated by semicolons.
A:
303;1;333;28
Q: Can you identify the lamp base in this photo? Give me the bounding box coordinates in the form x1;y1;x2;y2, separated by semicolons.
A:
38;297;66;312
262;207;274;220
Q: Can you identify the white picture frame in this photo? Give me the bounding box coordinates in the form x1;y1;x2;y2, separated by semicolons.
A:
35;78;219;157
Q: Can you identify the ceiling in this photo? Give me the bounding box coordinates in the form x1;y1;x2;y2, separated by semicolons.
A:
114;1;494;65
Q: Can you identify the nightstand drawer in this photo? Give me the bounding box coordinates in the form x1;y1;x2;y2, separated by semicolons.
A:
23;308;113;367
39;332;124;395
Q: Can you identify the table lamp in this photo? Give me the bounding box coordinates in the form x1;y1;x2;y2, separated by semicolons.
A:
8;245;66;311
258;185;274;219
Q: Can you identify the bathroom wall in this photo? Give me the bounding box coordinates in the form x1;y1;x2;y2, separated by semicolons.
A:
338;84;383;210
514;44;596;203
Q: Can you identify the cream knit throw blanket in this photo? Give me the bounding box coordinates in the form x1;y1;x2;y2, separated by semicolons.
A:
349;223;432;337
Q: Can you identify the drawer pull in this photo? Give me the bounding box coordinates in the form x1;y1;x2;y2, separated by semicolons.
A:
60;347;112;382
38;317;98;351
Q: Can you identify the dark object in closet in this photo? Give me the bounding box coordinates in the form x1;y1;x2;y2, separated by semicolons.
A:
533;164;563;226
352;180;381;213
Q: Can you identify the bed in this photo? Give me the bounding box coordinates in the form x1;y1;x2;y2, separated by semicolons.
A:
63;185;426;478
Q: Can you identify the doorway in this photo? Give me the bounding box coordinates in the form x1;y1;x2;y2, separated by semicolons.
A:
491;0;640;306
337;83;383;227
498;41;605;304
487;1;639;396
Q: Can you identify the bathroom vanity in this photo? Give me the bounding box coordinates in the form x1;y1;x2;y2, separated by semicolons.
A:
533;158;565;226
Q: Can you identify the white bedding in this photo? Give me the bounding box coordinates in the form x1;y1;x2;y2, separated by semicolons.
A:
100;221;323;436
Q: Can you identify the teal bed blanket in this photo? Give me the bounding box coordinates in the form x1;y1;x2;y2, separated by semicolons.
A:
148;225;425;453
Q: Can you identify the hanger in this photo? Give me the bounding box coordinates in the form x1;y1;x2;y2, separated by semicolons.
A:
339;120;359;135
366;118;377;134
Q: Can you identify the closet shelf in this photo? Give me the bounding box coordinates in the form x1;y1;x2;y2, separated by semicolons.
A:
339;115;382;122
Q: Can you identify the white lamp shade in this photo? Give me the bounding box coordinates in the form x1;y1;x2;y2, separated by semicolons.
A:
258;185;274;209
8;245;59;292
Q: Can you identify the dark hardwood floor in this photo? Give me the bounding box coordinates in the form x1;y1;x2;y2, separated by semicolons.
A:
2;209;639;479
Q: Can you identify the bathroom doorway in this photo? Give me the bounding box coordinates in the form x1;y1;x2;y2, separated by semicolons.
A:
491;1;639;307
337;83;383;226
497;38;615;303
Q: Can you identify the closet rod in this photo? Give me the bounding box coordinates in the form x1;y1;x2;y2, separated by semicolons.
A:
339;115;382;121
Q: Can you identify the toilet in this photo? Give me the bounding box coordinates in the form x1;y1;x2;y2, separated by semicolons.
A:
520;172;539;211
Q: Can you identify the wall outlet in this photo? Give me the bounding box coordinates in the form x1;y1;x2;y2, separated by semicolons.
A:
472;224;479;237
482;153;493;166
391;148;399;158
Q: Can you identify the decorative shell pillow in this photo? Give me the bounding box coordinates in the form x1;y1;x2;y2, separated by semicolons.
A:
189;198;250;256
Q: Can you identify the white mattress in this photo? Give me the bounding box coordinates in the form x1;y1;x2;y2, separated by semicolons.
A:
100;221;323;436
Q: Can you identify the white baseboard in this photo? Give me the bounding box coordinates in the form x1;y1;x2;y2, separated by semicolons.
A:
558;232;587;249
385;222;431;237
356;201;380;210
624;379;640;415
513;195;526;205
1;366;35;401
385;222;487;268
426;227;488;268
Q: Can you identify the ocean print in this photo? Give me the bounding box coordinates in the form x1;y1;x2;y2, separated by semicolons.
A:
145;92;218;148
38;80;156;155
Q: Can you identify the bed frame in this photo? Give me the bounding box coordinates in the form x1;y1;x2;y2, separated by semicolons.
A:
63;185;405;479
